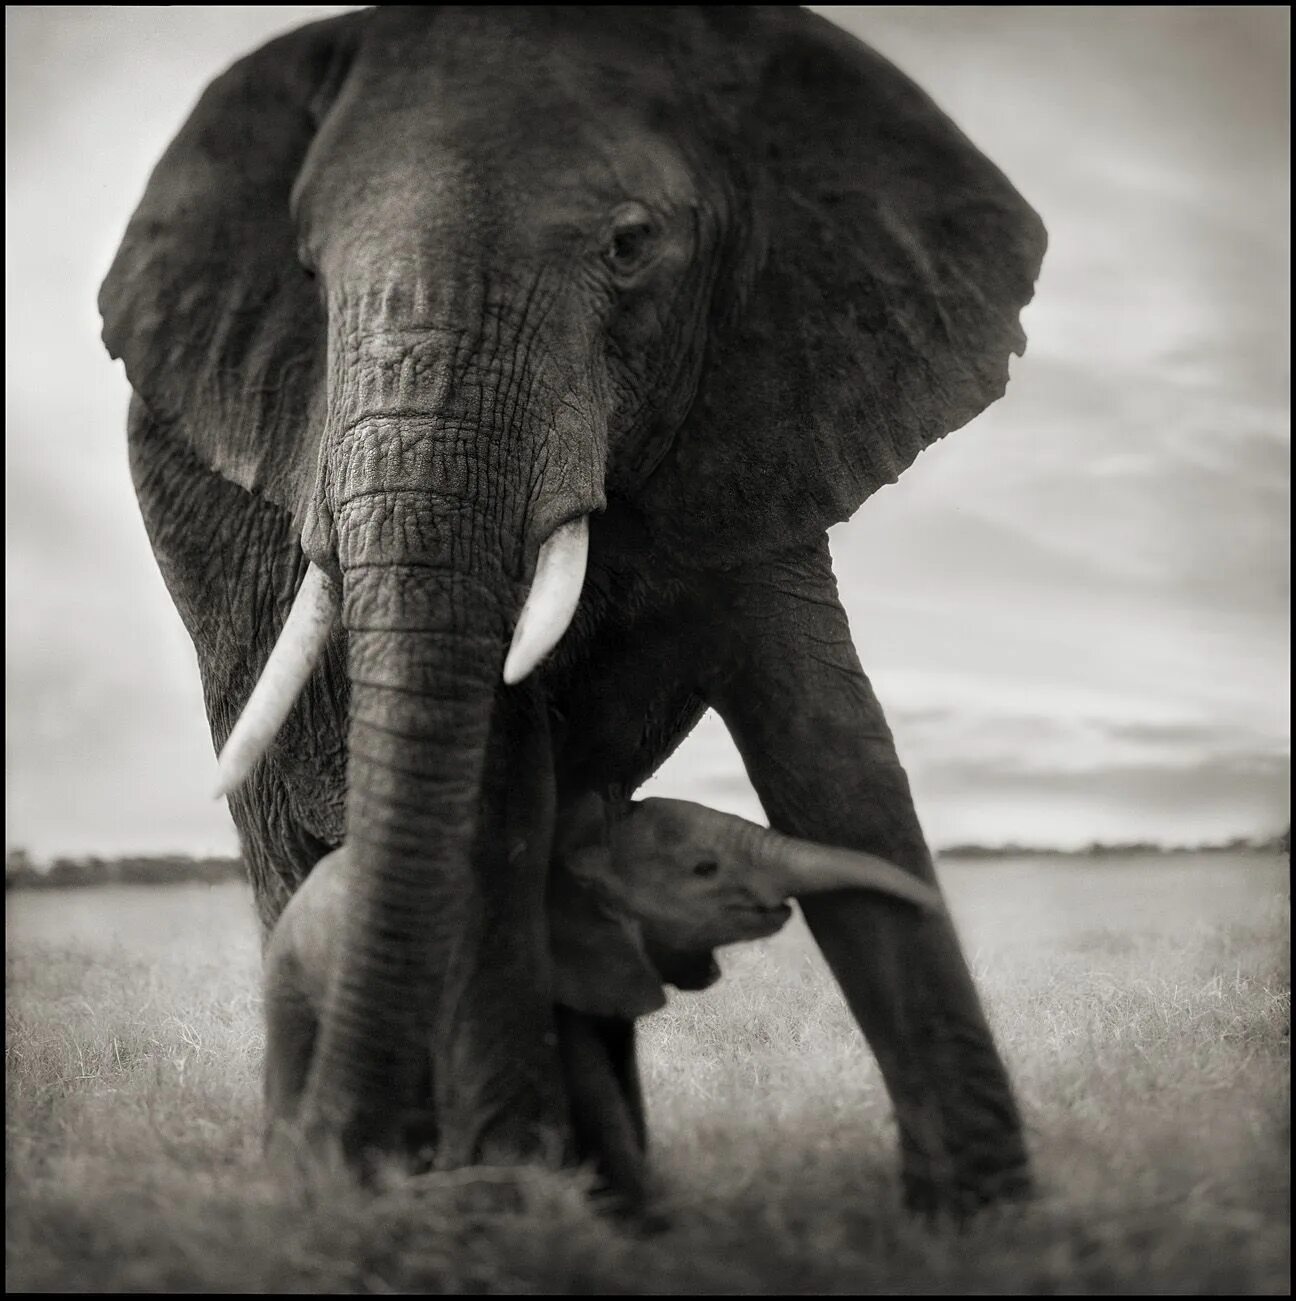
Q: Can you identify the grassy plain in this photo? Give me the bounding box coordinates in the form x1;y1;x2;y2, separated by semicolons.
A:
6;854;1289;1293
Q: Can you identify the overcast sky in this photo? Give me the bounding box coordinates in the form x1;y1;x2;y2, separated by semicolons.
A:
6;6;1289;857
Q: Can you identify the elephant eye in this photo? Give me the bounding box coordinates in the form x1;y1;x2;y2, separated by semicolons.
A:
603;205;659;279
692;859;719;879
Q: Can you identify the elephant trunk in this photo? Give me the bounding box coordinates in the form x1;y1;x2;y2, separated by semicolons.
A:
296;417;583;1163
748;824;944;911
301;565;498;1145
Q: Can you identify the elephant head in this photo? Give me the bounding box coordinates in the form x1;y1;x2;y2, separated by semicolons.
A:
101;8;1043;1176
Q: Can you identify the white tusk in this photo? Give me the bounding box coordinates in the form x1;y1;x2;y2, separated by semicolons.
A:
502;517;589;685
213;562;340;798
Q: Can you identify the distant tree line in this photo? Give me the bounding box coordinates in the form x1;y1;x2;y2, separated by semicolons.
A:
939;829;1290;860
4;849;243;891
4;828;1288;890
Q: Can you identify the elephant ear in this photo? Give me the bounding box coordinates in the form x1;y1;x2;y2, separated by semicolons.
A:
643;7;1047;563
549;865;667;1021
98;13;367;522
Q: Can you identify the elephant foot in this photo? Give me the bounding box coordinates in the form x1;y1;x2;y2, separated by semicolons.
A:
902;1159;1034;1223
285;1106;396;1186
395;1107;439;1174
264;1109;373;1192
896;1087;1034;1222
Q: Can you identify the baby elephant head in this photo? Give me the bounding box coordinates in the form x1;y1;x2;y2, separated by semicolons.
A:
569;796;941;953
549;795;942;1020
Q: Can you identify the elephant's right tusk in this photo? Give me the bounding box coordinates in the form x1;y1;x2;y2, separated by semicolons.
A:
214;562;340;798
502;516;589;685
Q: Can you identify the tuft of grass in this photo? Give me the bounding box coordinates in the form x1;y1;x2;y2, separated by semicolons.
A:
6;856;1290;1293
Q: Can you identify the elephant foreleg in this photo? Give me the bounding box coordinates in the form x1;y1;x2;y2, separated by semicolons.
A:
554;1006;648;1214
704;542;1030;1215
263;960;319;1139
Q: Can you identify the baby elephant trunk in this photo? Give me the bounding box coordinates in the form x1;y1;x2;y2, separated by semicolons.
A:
749;824;943;911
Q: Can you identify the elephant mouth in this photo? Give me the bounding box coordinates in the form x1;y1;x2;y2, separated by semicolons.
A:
736;901;793;935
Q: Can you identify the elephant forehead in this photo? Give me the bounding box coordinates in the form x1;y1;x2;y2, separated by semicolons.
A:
305;8;704;219
631;798;730;851
620;804;690;855
360;6;701;111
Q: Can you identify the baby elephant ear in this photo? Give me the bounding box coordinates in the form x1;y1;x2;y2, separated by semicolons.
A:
549;868;667;1022
98;13;365;522
644;7;1047;563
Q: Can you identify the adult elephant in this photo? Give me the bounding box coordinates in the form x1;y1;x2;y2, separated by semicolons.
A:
100;6;1045;1214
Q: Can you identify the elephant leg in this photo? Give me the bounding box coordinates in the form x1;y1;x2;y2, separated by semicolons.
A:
263;977;319;1142
606;1015;647;1155
705;542;1030;1215
581;1011;646;1156
263;1013;323;1179
554;1006;648;1213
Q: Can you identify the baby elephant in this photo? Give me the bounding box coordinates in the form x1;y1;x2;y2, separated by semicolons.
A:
263;796;941;1205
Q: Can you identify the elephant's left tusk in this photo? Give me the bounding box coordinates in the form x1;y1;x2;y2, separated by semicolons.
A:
502;516;589;685
213;562;340;798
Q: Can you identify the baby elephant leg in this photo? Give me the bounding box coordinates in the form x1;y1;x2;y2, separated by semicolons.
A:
554;1006;648;1215
261;848;348;1146
264;969;318;1134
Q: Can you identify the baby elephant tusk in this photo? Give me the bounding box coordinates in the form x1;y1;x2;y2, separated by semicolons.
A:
213;562;340;798
502;516;589;685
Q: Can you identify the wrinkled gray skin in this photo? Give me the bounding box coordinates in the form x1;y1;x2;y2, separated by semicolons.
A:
100;6;1045;1214
265;796;943;1207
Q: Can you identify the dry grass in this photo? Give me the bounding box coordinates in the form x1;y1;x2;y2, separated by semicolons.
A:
6;857;1290;1293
